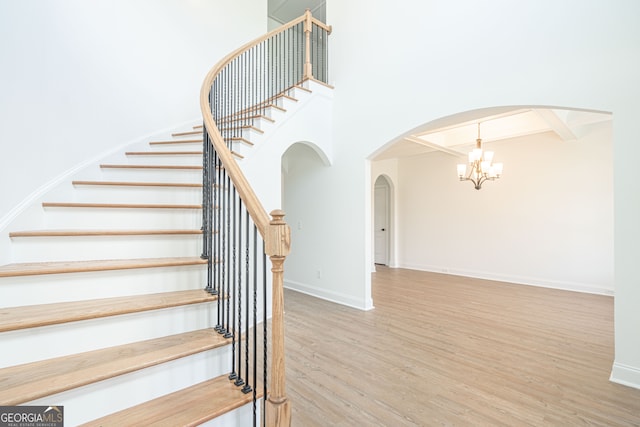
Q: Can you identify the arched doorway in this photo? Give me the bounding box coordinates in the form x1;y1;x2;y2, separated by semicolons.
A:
374;175;391;266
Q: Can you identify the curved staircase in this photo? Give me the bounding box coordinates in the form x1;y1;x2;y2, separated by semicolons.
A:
0;10;332;427
0;129;264;426
0;86;329;426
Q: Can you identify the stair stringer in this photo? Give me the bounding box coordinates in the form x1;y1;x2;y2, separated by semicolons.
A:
239;80;334;214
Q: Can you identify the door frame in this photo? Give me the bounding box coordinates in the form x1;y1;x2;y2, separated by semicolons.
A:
373;174;394;268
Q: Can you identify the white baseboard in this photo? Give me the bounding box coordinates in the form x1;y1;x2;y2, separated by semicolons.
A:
397;263;613;296
610;362;640;390
284;279;374;311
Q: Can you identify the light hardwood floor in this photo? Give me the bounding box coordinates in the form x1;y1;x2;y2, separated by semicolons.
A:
283;267;640;426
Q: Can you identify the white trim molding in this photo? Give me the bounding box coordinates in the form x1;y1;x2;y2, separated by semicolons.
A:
610;362;640;390
284;279;374;311
398;263;613;296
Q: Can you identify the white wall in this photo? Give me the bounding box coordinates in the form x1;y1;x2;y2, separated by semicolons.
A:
388;125;613;294
0;0;266;227
322;0;640;387
282;144;352;304
282;138;374;309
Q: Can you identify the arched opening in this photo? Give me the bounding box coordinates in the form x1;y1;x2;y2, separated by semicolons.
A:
368;106;613;295
281;141;334;301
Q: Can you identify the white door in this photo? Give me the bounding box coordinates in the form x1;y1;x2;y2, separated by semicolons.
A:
374;184;389;265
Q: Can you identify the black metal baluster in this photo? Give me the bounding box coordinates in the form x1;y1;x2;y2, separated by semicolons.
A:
215;150;223;331
252;224;258;424
216;167;224;333
235;201;245;387
323;27;328;83
224;173;232;337
262;242;268;427
202;121;210;270
228;186;237;381
242;210;252;394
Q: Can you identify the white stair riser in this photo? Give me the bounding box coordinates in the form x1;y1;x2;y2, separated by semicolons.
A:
232;126;263;141
0;265;206;307
231;139;256;159
200;401;261;427
97;168;202;183
288;86;310;99
71;185;202;204
251;117;274;132
11;234;203;262
42;207;202;229
171;133;203;140
263;105;286;121
1;302;217;368
118;154;203;166
147;142;203;152
27;347;234;426
273;96;298;110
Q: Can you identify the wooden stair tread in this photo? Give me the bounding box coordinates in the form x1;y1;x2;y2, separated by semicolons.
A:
172;130;203;137
0;256;207;278
279;93;298;102
291;83;312;93
72;180;202;188
227;137;253;146
125;151;203;156
222;103;285;122
9;229;202;238
0;328;228;405
218;125;264;134
81;375;262;427
149;139;202;145
42;202;202;209
263;92;298;105
0;289;215;333
100;164;202;170
218;114;275;124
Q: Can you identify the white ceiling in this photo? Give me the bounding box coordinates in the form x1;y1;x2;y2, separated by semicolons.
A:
370;107;612;161
268;0;326;24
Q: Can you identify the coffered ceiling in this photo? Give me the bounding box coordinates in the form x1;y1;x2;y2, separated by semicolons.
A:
370;107;612;161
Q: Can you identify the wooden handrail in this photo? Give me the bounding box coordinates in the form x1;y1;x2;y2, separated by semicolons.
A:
199;10;328;237
199;10;330;427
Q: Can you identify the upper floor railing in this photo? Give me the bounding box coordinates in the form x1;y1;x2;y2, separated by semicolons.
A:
199;10;331;427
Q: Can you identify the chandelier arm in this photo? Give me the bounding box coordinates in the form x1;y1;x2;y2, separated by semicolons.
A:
475;175;487;190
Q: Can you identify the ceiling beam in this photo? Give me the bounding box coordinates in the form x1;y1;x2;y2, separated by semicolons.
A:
535;109;577;142
404;136;466;157
413;108;533;138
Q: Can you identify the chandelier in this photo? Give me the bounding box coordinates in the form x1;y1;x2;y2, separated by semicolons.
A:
456;123;503;190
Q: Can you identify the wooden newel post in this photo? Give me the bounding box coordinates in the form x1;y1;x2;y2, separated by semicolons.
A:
265;209;291;427
303;9;313;81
